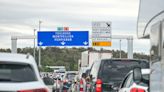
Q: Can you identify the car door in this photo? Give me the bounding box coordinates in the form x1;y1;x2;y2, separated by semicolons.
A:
89;61;101;92
119;73;133;92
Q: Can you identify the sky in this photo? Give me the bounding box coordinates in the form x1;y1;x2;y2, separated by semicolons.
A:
0;0;150;54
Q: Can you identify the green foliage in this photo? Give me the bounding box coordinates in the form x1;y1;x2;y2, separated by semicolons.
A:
0;47;150;71
39;66;53;72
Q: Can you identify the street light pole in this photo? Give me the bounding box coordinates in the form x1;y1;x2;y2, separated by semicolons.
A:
33;29;36;60
38;20;42;68
120;39;122;58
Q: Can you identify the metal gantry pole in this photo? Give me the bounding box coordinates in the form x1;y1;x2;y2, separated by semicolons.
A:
11;36;35;53
33;29;36;60
11;37;17;53
119;39;122;58
112;35;133;59
38;20;42;68
127;38;133;59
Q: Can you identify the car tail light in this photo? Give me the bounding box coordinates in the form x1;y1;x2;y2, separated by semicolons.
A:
130;88;145;92
17;88;48;92
63;90;67;92
80;79;84;92
63;79;68;83
96;79;102;92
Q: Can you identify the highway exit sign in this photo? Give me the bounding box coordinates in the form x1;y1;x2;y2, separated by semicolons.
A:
37;31;89;46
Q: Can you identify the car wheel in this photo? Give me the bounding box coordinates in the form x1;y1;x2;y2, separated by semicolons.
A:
52;89;55;92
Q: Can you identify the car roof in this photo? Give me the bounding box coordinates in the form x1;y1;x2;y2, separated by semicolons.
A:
0;52;35;65
66;71;78;74
101;58;148;62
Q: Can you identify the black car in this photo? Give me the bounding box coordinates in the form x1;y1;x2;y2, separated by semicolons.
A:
89;59;149;92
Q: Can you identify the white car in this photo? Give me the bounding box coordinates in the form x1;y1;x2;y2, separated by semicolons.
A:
0;53;49;92
119;69;150;92
52;77;62;92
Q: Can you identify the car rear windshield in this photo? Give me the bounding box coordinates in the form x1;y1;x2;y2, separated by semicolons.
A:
66;73;76;80
0;63;37;82
99;60;149;83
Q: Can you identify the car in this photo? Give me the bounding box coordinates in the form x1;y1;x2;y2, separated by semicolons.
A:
43;76;54;92
0;53;49;92
80;69;92;92
70;75;79;92
62;71;77;92
52;76;62;92
56;69;66;80
78;67;89;79
76;67;91;92
119;68;150;92
89;59;149;92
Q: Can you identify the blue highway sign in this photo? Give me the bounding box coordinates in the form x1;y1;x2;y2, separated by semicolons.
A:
37;31;89;46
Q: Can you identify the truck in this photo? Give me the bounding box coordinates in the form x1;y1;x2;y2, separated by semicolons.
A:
137;0;164;92
77;50;112;83
79;50;112;69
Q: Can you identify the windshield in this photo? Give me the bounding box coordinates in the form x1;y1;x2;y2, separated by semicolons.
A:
137;0;164;38
99;60;149;83
0;63;37;82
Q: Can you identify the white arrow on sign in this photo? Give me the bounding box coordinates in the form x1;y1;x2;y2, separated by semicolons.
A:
38;41;43;46
83;41;88;45
61;41;66;45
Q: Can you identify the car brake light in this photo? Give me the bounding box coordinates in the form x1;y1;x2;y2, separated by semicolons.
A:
63;79;68;83
80;79;84;92
17;88;48;92
96;79;102;92
130;88;145;92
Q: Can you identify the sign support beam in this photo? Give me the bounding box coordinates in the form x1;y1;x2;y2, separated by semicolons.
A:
11;35;133;59
112;35;133;59
11;35;35;53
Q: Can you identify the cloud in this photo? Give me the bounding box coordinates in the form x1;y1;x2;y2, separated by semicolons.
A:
0;0;150;54
0;0;139;24
0;0;139;29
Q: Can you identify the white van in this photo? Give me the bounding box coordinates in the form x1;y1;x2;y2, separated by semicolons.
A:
137;0;164;92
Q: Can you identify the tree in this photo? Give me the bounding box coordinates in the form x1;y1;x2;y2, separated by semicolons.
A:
0;47;150;71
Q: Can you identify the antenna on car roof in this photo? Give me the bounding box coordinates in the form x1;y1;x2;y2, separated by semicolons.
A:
26;53;30;59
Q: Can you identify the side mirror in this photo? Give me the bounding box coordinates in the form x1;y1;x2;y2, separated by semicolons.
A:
113;86;119;91
133;67;142;84
82;73;87;78
89;74;95;80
